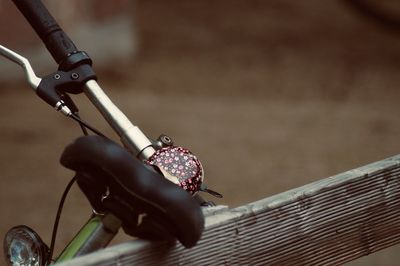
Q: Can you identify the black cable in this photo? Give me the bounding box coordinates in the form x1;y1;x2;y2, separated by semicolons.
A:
46;98;105;262
70;113;108;139
79;122;89;136
73;113;89;136
59;92;107;138
59;94;89;136
48;176;76;263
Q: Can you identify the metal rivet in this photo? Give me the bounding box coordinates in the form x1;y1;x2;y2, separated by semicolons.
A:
54;74;61;80
71;73;79;80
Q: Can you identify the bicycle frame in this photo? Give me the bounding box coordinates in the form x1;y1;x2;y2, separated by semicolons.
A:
55;214;121;263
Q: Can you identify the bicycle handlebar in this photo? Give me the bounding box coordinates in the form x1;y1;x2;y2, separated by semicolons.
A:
12;0;78;67
9;0;156;158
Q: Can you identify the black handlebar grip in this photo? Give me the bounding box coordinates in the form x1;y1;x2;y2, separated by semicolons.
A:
12;0;78;65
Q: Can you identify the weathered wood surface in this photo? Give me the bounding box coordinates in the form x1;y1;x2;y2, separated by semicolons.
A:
58;155;400;265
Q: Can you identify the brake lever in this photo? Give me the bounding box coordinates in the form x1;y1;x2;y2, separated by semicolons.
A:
0;45;79;116
0;45;41;89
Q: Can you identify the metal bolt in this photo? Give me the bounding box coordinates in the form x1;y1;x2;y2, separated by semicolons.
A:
159;134;173;146
54;74;61;80
71;73;79;80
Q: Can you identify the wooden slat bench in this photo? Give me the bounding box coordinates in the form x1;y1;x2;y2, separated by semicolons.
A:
58;155;400;265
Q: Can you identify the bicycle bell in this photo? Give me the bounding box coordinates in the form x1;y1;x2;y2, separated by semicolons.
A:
146;146;204;195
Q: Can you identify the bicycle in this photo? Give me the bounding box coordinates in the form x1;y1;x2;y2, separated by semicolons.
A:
1;1;221;265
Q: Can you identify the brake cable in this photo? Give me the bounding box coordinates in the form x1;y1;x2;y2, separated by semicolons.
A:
70;113;107;139
48;176;77;263
48;107;106;262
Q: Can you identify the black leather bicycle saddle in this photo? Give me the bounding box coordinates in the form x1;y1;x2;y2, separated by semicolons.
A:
60;135;204;248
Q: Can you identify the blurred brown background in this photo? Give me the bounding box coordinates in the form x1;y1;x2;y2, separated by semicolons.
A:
1;0;400;265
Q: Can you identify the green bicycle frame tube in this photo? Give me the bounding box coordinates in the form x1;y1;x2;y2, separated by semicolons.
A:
55;213;122;264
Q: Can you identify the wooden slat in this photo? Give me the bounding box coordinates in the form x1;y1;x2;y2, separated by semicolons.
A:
58;155;400;265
